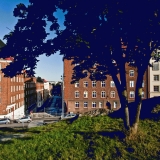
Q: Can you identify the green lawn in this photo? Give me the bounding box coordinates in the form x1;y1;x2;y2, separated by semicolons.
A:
0;116;160;160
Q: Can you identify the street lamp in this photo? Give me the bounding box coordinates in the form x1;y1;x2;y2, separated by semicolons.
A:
61;75;64;118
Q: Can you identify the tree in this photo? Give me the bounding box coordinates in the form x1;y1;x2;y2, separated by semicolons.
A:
1;0;160;137
36;76;44;83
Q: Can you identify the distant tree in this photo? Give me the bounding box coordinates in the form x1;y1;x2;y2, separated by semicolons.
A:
36;76;44;83
1;0;160;137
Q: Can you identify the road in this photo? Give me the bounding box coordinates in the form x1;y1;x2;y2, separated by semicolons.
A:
0;123;28;128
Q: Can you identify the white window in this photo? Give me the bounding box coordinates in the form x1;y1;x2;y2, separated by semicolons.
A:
75;82;79;87
92;91;96;98
129;70;134;77
13;77;15;82
75;91;79;98
152;63;159;71
75;102;79;108
113;102;117;108
141;91;145;98
110;91;115;98
154;75;159;81
101;91;106;98
84;91;88;98
19;94;21;99
16;77;18;82
83;81;88;87
19;77;21;82
130;91;135;98
101;81;105;87
99;102;102;108
110;81;115;87
92;102;96;108
84;102;88;108
129;81;134;87
154;86;159;92
92;81;96;87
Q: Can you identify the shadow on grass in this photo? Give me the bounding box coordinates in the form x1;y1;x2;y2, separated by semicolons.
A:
74;130;125;140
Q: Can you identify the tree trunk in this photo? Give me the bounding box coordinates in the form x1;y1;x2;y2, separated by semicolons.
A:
128;70;144;137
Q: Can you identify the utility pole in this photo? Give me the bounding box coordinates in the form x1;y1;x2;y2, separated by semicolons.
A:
61;75;64;118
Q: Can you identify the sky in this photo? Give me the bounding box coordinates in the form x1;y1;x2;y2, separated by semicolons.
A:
0;0;65;81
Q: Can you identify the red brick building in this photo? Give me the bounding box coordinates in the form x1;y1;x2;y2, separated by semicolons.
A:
64;59;149;114
0;58;25;119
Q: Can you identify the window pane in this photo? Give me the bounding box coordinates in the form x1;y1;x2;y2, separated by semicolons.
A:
154;86;159;92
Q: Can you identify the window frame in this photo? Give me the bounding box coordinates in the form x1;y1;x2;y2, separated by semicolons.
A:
75;91;79;98
75;102;79;108
129;70;134;77
83;81;88;87
92;102;96;108
92;91;97;98
129;91;135;98
83;91;88;98
84;102;88;108
101;91;106;98
101;81;106;87
92;81;96;87
110;91;115;98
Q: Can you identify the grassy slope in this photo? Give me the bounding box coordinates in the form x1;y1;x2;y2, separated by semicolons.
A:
0;116;160;160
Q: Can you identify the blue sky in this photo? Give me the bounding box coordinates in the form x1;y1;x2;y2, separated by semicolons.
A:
0;0;64;81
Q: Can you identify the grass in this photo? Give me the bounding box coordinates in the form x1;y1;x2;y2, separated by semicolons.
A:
0;115;160;160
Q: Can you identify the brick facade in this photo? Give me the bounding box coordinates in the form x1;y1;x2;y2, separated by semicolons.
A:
64;59;148;114
0;59;24;118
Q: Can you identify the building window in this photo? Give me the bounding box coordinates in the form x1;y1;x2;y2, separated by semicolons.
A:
129;70;134;77
19;94;21;99
110;91;115;98
99;102;102;108
110;81;115;87
141;91;145;98
11;86;12;92
75;81;79;87
113;102;117;108
152;63;159;71
83;81;88;87
130;91;135;98
92;91;97;98
84;91;88;98
92;81;96;87
92;102;96;108
75;91;79;98
154;75;159;81
101;81;105;87
75;102;79;108
16;77;18;82
129;81;134;87
101;91;106;98
154;86;159;92
84;102;88;108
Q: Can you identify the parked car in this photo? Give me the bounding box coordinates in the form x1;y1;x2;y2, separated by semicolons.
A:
0;118;11;124
60;113;77;120
16;116;32;123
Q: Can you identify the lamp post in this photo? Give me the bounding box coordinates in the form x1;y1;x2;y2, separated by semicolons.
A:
61;75;64;118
